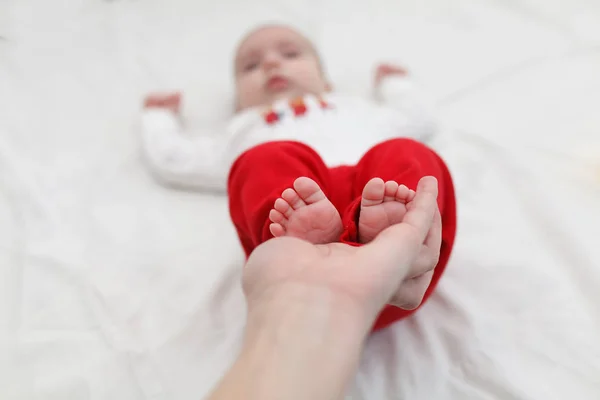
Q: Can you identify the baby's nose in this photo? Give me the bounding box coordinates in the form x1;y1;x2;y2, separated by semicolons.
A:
263;54;281;70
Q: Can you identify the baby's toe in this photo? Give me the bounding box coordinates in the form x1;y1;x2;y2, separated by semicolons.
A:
274;198;293;217
361;178;386;207
407;189;416;201
269;209;287;226
293;177;326;204
269;223;286;237
282;188;306;210
396;184;413;202
383;180;399;202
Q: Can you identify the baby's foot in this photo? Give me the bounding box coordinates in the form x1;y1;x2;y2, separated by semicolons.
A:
358;178;416;244
269;177;343;244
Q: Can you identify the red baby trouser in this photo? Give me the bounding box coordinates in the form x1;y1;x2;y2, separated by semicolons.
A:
227;138;457;331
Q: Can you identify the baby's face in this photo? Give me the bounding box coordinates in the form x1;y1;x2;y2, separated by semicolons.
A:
234;25;328;111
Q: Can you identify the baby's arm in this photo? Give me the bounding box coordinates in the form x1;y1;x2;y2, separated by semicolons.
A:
141;92;228;193
373;64;438;141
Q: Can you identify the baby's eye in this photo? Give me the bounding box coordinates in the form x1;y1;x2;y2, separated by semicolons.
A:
283;50;300;59
244;61;259;72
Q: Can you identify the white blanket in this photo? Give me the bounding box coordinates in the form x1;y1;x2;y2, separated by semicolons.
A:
1;0;600;398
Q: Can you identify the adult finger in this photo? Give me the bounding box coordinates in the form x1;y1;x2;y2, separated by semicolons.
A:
407;206;442;279
389;270;434;309
400;176;438;237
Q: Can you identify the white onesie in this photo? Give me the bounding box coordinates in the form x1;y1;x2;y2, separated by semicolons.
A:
140;77;437;193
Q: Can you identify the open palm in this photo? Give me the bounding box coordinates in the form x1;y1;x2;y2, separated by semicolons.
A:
242;177;442;322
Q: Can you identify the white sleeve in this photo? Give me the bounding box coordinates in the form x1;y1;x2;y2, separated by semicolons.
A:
374;76;438;142
140;109;229;193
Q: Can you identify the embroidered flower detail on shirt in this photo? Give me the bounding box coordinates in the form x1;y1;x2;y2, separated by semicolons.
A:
263;109;282;125
290;97;308;116
262;96;333;125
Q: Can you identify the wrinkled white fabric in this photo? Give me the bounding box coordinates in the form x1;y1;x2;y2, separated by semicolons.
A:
1;0;600;399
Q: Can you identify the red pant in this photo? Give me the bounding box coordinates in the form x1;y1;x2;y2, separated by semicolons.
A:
227;138;457;330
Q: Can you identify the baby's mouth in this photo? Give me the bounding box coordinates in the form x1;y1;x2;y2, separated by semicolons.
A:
266;75;289;92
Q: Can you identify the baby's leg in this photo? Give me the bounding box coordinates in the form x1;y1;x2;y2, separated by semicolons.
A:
341;138;457;330
228;141;341;257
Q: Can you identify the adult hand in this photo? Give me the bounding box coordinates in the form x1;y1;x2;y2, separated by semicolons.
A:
243;175;441;329
207;176;441;400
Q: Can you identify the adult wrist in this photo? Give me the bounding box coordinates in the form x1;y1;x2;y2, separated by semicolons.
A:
238;284;371;400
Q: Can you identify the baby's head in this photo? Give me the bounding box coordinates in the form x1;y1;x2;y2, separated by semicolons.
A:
234;24;330;111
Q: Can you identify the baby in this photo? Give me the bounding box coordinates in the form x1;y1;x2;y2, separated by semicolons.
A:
141;24;457;331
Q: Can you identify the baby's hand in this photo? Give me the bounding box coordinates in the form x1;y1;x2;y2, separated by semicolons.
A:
143;92;182;115
374;63;408;85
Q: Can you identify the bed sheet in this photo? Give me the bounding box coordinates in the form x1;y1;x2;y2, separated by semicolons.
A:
1;0;600;399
